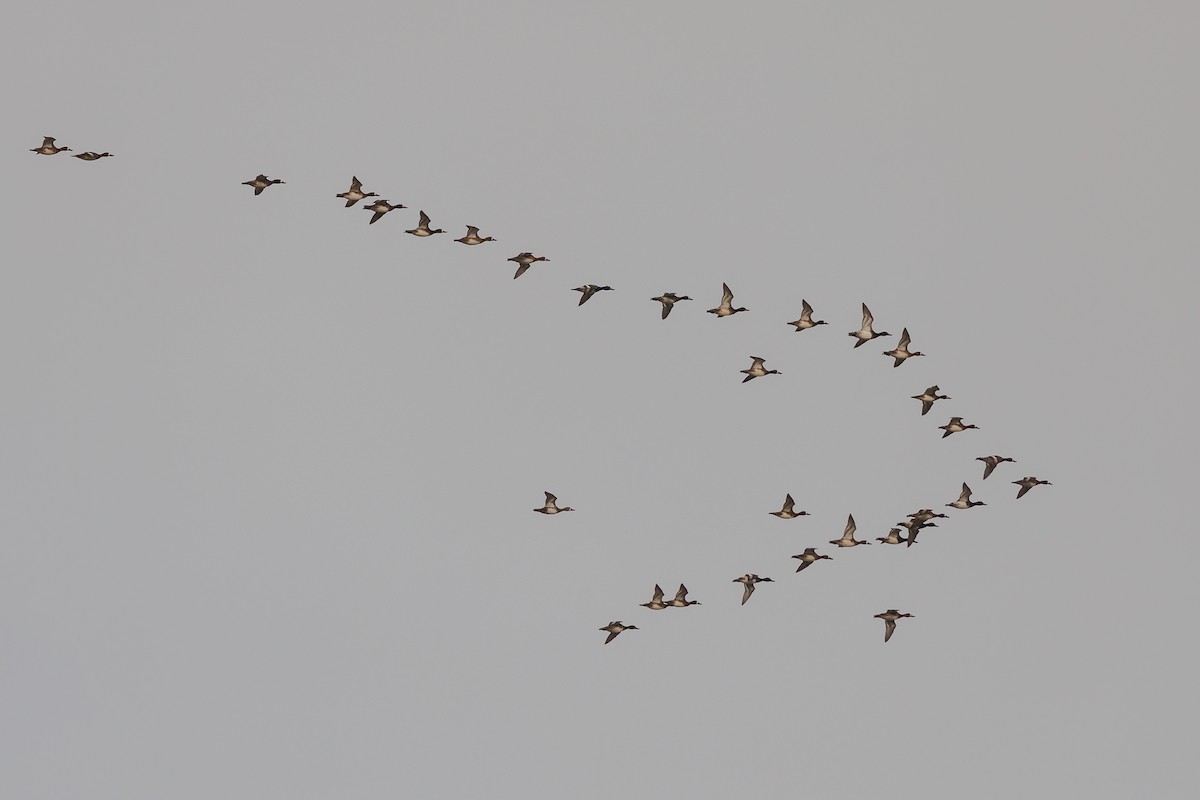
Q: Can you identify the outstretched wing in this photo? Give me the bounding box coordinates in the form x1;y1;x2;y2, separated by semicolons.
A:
741;582;755;605
898;328;911;349
883;619;896;642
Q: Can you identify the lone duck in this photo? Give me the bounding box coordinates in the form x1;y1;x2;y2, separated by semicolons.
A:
733;574;774;605
364;199;405;224
876;528;907;545
533;491;574;514
769;493;809;519
787;299;827;332
72;151;112;161
740;356;780;383
849;303;890;348
977;455;1017;480
706;283;748;317
1013;476;1052;499
30;136;70;155
456;225;496;245
599;621;638;644
666;584;701;607
640;585;669;610
791;548;832;572
573;285;613;306
939;417;978;438
407;210;446;237
508;252;549;279
651;292;692;319
336;176;377;207
912;385;950;416
883;328;925;367
242;174;285;195
830;514;870;547
946;483;985;510
874;609;914;643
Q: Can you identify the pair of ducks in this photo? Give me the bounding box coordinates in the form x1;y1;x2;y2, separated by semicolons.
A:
648;283;747;320
848;304;927;365
31;136;112;160
639;584;701;610
602;612;913;644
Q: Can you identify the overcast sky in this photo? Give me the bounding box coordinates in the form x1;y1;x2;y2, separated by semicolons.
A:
2;3;1197;798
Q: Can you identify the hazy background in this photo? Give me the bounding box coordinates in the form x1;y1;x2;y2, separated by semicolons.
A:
3;3;1197;797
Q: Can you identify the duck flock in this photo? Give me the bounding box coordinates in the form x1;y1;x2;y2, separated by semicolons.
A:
32;134;1055;647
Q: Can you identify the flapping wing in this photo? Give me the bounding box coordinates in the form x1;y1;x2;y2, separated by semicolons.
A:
981;459;997;480
513;263;531;279
844;514;857;537
418;210;431;227
861;303;873;327
898;328;911;349
741;582;755;605
883;619;896;642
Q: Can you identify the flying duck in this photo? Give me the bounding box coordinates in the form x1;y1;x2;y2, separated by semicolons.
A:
364;199;405;224
72;151;112;161
599;621;638;644
407;210;446;237
874;610;914;643
898;518;937;547
787;299;827;332
946;483;985;510
912;385;950;416
651;292;692;319
769;493;809;519
849;303;890;348
939;417;978;438
883;328;925;367
907;509;948;523
791;548;832;572
336;176;377;207
30;136;70;155
977;455;1017;480
829;514;870;547
533;491;574;514
740;356;780;383
242;174;285;195
573;285;613;306
455;226;496;245
640;585;669;610
706;283;748;317
733;574;774;605
876;528;907;545
666;584;701;607
1013;476;1052;499
508;252;549;279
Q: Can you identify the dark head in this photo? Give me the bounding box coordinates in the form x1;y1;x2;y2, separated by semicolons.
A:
431;228;445;234
876;330;891;337
599;286;613;291
815;319;827;325
625;625;639;630
759;577;774;583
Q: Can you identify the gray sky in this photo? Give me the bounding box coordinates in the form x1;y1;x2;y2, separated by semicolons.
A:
3;3;1197;797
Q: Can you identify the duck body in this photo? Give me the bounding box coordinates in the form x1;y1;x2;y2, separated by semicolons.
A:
242;174;284;195
364;199;405;224
407;210;446;237
912;385;950;416
73;151;112;161
599;621;638;644
829;514;870;547
533;491;574;514
31;136;70;155
849;303;890;348
666;584;701;607
946;483;985;509
640;584;669;610
456;226;496;245
883;328;925;367
769;493;809;519
877;528;907;545
508;252;549;279
791;548;832;572
874;609;914;642
939;416;978;438
573;285;613;306
788;299;827;331
977;455;1017;479
706;282;748;317
1013;476;1052;499
733;574;774;605
740;356;780;383
336;176;377;207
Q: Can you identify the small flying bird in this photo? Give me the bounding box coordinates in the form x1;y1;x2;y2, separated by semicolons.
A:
898;518;937;547
829;514;871;547
364;199;405;224
640;584;669;610
939;416;979;438
1013;476;1052;499
740;356;781;383
651;292;692;319
883;328;925;367
30;136;70;155
72;151;112;161
508;252;549;279
599;621;638;644
573;285;613;306
336;176;377;207
787;299;827;332
769;493;809;519
912;385;950;416
733;574;774;605
977;455;1017;480
946;483;986;510
706;282;748;317
407;210;446;237
242;174;285;195
791;548;832;572
455;225;496;245
907;509;948;523
876;528;907;545
666;584;701;608
849;303;890;348
533;491;574;514
875;609;914;643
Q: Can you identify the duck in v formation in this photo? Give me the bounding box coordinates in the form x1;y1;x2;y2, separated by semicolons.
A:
32;139;1054;647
